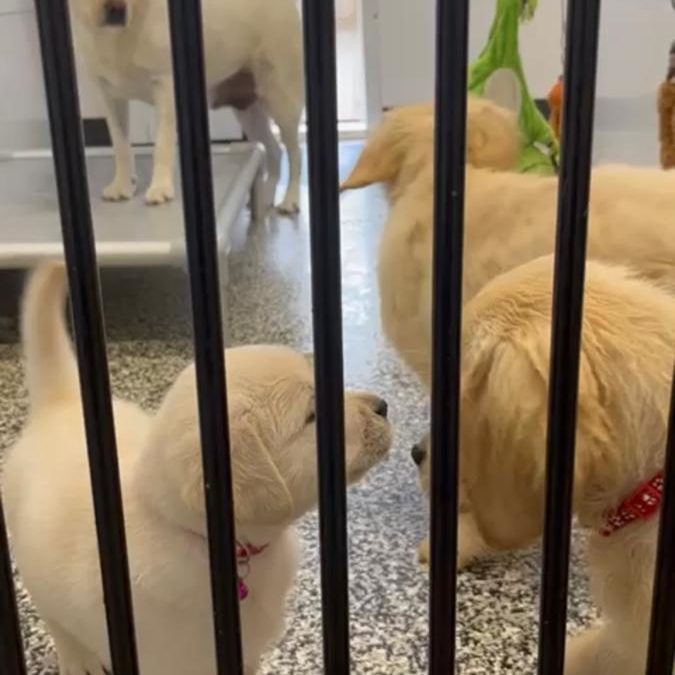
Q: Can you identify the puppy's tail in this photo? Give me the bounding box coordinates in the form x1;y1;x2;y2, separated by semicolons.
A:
21;262;79;412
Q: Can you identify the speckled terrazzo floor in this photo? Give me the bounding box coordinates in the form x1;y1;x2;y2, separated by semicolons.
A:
0;142;596;674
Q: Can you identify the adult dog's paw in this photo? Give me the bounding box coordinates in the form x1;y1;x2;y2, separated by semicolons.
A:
276;197;300;216
145;179;175;205
102;175;135;201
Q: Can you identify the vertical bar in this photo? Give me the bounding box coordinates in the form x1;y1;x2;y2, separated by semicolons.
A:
32;1;140;673
428;0;470;672
537;2;602;674
166;2;242;674
646;370;675;675
0;494;26;675
300;0;350;673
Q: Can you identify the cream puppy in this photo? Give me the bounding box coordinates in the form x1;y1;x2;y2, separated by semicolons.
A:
342;98;675;566
413;255;675;675
344;97;521;205
343;103;675;377
70;0;304;212
2;263;392;675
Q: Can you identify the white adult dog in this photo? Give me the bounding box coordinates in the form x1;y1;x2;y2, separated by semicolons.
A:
2;263;392;674
69;0;304;213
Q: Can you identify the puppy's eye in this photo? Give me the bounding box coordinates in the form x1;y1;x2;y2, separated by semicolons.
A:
305;411;316;425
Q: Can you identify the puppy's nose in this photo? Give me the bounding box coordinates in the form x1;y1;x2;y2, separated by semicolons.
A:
411;443;426;466
374;398;388;418
103;0;127;25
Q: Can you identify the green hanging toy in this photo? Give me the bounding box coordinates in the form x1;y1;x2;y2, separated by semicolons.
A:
468;0;559;174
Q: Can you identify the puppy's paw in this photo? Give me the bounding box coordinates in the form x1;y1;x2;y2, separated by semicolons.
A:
416;515;493;570
417;537;429;565
61;664;109;675
102;175;135;201
57;652;109;675
457;512;494;570
457;546;478;571
145;179;175;205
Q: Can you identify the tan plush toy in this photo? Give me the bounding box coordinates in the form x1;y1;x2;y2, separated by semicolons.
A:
658;41;675;169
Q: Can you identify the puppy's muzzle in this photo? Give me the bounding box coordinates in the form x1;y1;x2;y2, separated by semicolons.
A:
103;0;127;26
411;443;426;466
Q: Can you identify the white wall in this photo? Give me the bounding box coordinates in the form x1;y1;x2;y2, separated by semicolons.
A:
375;0;675;164
596;0;674;99
377;0;675;106
0;1;50;149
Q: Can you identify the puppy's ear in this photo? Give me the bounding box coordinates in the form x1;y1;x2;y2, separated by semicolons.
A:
341;114;403;191
460;336;548;551
159;386;293;528
229;408;294;526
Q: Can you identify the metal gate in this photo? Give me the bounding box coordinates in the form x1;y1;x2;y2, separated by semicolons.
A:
0;0;674;674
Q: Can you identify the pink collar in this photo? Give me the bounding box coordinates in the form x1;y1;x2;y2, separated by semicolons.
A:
600;473;664;537
236;541;268;600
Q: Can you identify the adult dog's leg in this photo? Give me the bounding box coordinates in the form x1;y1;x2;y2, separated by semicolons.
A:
235;102;282;212
261;89;302;215
146;76;176;205
100;84;136;201
274;112;301;215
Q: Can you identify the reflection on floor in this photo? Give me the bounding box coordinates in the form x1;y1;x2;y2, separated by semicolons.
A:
0;142;596;674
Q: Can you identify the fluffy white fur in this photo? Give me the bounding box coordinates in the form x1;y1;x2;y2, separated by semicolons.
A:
415;255;675;675
70;0;304;212
342;97;675;567
2;263;392;675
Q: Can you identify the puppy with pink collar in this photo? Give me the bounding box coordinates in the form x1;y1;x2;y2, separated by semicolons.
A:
2;263;392;674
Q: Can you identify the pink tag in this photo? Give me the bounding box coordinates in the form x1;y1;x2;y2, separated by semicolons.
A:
237;578;249;601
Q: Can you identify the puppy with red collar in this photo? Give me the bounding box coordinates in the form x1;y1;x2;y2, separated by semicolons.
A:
413;255;675;675
2;263;392;675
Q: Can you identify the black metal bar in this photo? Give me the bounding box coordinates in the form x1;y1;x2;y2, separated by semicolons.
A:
646;369;675;675
300;0;349;673
537;2;602;674
32;1;140;672
427;0;470;672
0;494;26;675
166;1;243;673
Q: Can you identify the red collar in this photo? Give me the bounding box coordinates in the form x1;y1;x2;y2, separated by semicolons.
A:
600;473;664;537
236;541;268;600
